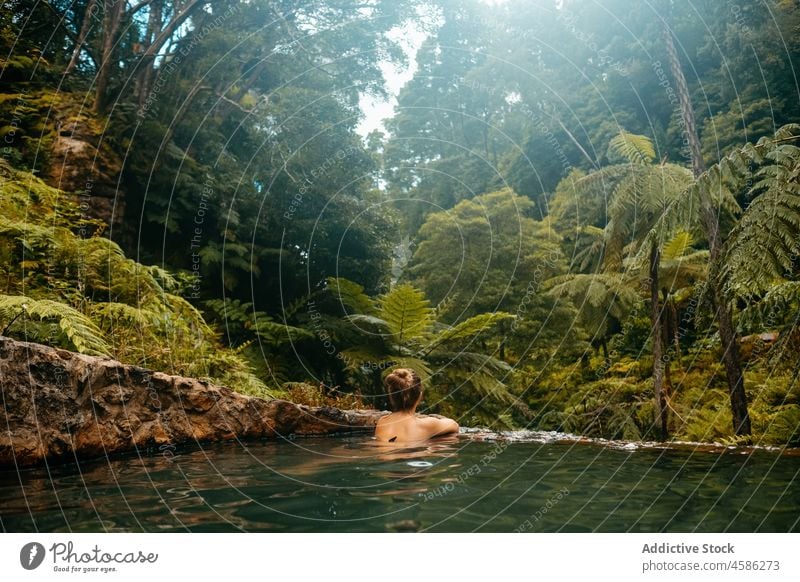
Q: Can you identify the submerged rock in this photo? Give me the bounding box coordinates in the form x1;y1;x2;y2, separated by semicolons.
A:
0;336;386;468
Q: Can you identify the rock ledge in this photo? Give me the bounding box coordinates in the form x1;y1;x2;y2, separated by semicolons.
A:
0;336;385;468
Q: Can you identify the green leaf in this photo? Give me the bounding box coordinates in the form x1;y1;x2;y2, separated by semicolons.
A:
327;277;377;315
434;311;515;345
609;131;656;165
0;295;111;356
662;230;695;261
378;283;434;343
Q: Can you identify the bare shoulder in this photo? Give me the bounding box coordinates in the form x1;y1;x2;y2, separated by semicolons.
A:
417;415;459;436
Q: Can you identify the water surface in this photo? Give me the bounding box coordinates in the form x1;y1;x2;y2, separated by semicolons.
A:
1;435;798;532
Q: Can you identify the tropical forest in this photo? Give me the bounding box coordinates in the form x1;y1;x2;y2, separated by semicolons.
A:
2;0;800;457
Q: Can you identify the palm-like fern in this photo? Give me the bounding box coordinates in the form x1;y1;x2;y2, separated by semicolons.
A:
326;277;519;423
559;132;695;439
546;273;640;316
662;124;800;368
568;226;606;273
569;132;694;271
545;272;641;352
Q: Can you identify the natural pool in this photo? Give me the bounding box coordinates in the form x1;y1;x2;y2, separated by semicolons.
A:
1;433;799;532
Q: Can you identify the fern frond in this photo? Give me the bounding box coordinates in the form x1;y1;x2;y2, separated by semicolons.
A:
773;123;800;142
723;140;800;298
738;281;800;332
609;131;656;164
145;265;179;292
344;313;392;333
0;295;111;356
662;230;695;260
87;301;158;327
326;277;377;315
569;226;606;273
254;317;315;345
378;283;434;343
430;350;512;376
160;293;214;336
431;358;515;404
433;311;515;345
546;273;640;315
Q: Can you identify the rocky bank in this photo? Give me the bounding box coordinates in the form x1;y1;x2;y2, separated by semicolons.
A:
0;336;385;469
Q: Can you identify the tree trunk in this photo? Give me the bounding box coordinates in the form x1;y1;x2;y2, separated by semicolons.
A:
135;0;164;107
670;299;682;368
94;0;124;113
650;242;669;441
661;290;673;402
65;0;98;75
663;24;751;436
712;279;751;434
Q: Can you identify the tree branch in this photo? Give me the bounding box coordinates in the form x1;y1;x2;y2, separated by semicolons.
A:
129;0;160;15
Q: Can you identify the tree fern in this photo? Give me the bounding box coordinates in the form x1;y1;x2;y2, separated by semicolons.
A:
569;153;693;272
569;226;606;273
605;164;694;269
657;124;800;243
546;273;640;319
339;345;393;370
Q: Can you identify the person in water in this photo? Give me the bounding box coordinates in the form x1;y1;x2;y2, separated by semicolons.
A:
374;368;459;443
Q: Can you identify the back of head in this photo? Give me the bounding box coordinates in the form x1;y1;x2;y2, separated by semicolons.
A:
384;368;422;412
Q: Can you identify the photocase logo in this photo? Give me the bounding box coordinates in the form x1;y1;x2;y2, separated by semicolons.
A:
20;542;46;570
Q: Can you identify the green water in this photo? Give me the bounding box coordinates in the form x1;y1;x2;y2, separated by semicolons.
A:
1;435;799;532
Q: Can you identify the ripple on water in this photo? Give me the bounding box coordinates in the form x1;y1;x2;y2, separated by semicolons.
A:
2;436;799;532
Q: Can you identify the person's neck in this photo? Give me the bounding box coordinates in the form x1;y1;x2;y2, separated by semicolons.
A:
393;409;417;417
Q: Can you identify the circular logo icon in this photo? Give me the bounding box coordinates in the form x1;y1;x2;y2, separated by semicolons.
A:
20;542;46;570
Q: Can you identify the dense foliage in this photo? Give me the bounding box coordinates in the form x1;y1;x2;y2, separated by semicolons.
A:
2;0;799;444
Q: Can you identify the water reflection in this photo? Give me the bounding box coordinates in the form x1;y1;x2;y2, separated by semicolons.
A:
273;435;459;478
1;435;798;532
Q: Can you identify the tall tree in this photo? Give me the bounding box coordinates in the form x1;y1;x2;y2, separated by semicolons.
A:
663;22;751;435
566;132;694;440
